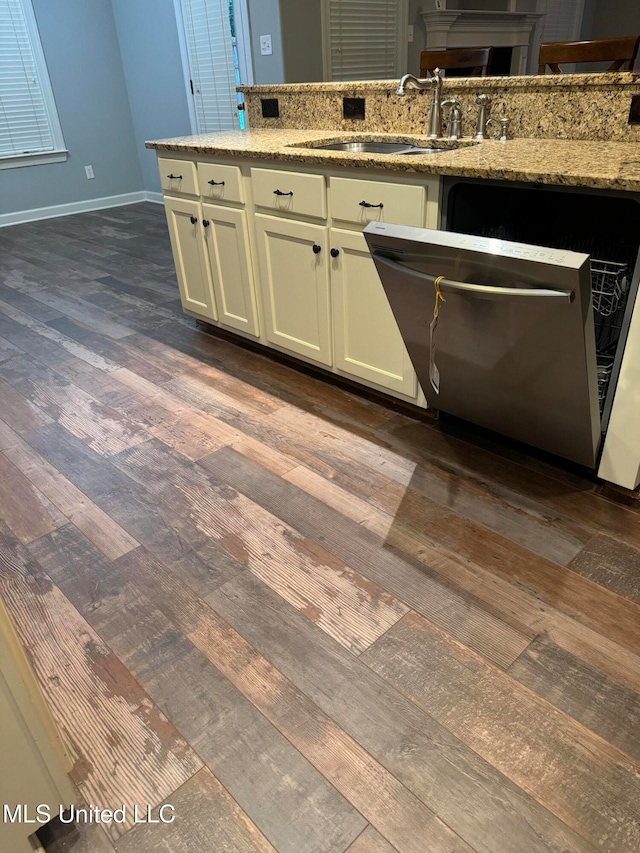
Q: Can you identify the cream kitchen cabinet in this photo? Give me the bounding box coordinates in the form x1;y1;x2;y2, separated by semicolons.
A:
328;176;427;400
158;151;438;408
254;214;332;365
164;195;218;321
160;159;260;339
330;227;418;397
202;202;259;337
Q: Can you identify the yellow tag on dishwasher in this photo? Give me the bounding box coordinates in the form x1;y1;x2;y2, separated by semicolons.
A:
429;276;446;395
429;315;440;394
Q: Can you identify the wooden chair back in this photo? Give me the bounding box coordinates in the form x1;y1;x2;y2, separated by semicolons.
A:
538;36;640;74
420;47;493;78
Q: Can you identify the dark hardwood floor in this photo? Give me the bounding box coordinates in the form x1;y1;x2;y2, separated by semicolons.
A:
0;203;639;853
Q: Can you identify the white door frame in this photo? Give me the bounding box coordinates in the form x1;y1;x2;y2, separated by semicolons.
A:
173;0;253;134
233;0;254;86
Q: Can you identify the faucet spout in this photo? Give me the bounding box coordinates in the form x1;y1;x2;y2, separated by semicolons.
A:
397;68;444;139
396;73;431;96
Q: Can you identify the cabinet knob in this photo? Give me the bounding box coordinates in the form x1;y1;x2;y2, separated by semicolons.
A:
274;189;293;197
330;248;340;258
167;174;182;180
312;244;322;255
359;200;383;209
208;180;225;186
202;219;210;228
190;215;198;225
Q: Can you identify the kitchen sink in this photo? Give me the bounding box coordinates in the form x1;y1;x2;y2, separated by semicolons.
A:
304;140;450;155
308;142;448;154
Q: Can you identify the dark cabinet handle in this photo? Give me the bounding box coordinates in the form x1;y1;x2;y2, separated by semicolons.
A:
208;179;225;186
167;174;182;180
202;219;210;228
360;200;383;209
274;189;293;197
330;248;340;258
312;244;322;255
190;215;197;225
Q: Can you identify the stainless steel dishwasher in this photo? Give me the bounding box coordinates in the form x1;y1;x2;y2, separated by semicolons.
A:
365;177;640;480
365;222;603;466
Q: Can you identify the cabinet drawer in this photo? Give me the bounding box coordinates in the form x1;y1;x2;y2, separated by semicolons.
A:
198;162;244;203
330;177;425;229
158;157;198;196
252;168;326;219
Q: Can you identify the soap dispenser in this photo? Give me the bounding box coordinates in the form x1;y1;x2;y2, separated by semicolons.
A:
441;99;462;140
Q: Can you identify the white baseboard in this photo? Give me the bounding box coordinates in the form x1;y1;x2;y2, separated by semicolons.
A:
0;190;163;228
144;191;164;205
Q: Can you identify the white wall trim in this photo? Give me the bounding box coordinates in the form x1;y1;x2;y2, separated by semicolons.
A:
0;150;69;171
0;191;162;228
234;0;254;85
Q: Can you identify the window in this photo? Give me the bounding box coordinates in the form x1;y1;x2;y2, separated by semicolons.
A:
322;0;408;81
177;0;242;134
540;0;585;44
0;0;66;167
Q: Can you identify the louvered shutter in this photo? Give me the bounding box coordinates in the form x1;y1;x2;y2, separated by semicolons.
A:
0;0;63;158
540;0;584;43
326;0;404;81
180;0;239;133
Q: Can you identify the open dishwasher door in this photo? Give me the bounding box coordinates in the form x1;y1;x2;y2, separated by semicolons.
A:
364;221;601;467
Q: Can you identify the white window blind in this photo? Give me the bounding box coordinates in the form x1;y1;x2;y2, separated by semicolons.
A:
325;0;405;81
0;0;64;160
540;0;584;44
179;0;239;133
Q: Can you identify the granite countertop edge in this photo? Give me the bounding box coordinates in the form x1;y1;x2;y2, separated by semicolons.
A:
237;71;640;94
145;130;640;193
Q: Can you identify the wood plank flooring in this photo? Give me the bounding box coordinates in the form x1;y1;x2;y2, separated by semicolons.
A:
0;204;638;853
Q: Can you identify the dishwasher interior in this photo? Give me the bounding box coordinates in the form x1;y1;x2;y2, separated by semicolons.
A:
441;179;640;432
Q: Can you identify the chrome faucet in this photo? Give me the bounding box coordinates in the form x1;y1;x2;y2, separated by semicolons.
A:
441;99;462;140
396;72;435;95
472;94;491;141
396;68;444;139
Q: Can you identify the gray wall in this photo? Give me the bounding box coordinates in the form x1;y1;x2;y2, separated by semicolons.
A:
580;0;640;70
280;0;324;82
247;0;285;83
111;0;192;194
586;0;640;41
408;0;425;77
1;0;142;216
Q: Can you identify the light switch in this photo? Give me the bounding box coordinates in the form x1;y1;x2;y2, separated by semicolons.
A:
407;25;414;43
260;34;272;56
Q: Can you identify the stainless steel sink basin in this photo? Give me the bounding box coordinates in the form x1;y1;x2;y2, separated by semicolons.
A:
311;141;448;155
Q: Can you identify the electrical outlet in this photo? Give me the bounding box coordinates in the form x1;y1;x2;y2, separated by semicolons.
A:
260;34;272;56
84;165;95;179
407;25;414;43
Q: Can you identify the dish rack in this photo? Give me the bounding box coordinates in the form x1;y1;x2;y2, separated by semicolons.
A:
597;355;615;409
591;259;628;316
591;259;630;411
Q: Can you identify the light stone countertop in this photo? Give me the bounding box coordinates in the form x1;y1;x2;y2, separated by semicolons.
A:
237;72;640;93
146;128;640;193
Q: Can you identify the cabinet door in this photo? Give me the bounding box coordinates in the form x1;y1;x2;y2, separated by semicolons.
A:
164;196;217;320
202;203;259;337
331;227;417;397
255;214;332;365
